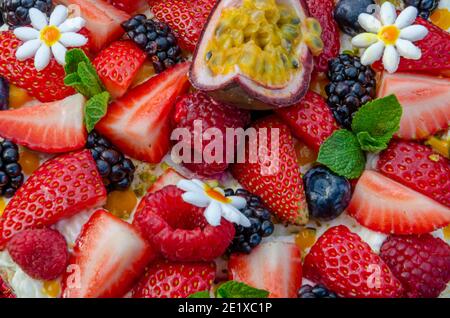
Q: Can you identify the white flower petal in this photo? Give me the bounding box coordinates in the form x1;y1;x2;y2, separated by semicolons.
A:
380;1;397;25
14;27;39;41
352;33;379;48
181;192;210;208
34;44;51;71
204;201;222;227
228;196;247;209
358;13;382;33
29;8;48;30
213;187;225;195
383;45;400;73
361;41;385;65
396;39;421;60
221;204;247;226
192;179;207;189
399;25;429;42
52;42;67;66
58;17;86;33
395;6;418;29
49;5;68;27
59;32;88;47
177;179;203;193
15;39;42;61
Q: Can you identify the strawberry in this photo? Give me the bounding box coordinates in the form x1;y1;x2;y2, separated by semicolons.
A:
373;17;450;77
0;277;14;298
304;0;340;73
132;260;216;298
96;62;191;163
231;115;309;225
347;170;450;235
303;225;403;298
0;150;107;249
275;91;339;152
107;0;148;13
62;209;156;298
378;72;450;140
377;140;450;207
148;0;216;52
228;241;302;298
147;168;184;194
55;0;130;52
0;94;86;153
93;40;147;99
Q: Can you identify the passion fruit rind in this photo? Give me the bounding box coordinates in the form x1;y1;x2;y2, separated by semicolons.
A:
190;0;314;110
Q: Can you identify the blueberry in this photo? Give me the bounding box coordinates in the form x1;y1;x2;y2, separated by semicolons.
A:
5;163;21;177
10;174;23;188
334;0;375;36
303;166;352;220
3;187;16;198
2;147;18;163
261;221;274;236
248;233;262;247
96;159;111;178
0;171;9;187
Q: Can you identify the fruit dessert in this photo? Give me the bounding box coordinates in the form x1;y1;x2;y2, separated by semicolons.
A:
0;0;448;299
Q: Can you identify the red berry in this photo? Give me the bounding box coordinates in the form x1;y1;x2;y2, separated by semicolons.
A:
132;260;216;298
173;91;250;176
133;185;235;262
0;276;15;298
107;0;147;13
380;234;450;298
7;228;68;280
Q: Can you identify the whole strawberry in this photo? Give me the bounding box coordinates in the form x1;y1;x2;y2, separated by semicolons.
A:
380;234;450;298
173;91;250;176
304;225;404;298
231;115;309;225
132;260;216;298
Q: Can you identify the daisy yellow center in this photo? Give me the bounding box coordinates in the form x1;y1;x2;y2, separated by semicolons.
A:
378;25;400;45
40;25;61;46
204;185;231;204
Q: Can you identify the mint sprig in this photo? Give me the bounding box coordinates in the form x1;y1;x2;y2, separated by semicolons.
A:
318;95;402;179
187;281;269;299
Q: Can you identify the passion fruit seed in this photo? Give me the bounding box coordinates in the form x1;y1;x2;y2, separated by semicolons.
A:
105;190;138;219
295;227;316;253
18;149;40;175
42;280;60;298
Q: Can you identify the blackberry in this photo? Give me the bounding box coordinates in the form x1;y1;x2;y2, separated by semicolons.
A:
298;284;338;298
225;188;274;254
0;139;24;198
404;0;438;19
0;77;8;110
325;54;376;129
86;131;135;192
122;14;183;73
2;0;53;28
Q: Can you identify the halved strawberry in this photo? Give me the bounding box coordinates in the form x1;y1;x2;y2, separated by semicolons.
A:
378;72;450;140
231;115;309;225
55;0;130;52
62;209;155;298
147;168;184;194
0;150;107;249
0;94;86;153
96;62;191;163
228;241;302;298
347;170;450;235
93;40;147;99
275;91;339;152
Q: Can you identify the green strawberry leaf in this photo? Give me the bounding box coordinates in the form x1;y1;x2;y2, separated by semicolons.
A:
187;291;211;298
216;281;269;298
317;129;366;179
84;91;110;133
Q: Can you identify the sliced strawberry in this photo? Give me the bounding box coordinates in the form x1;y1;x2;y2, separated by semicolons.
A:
62;209;155;298
107;0;148;13
373;17;450;77
378;72;450;140
96;62;191;163
0;94;86;153
94;40;147;99
347;170;450;235
0;150;107;249
147;168;184;194
132;260;215;298
377;140;450;207
228;241;302;298
303;225;403;298
231;115;309;225
275;91;339;152
55;0;130;52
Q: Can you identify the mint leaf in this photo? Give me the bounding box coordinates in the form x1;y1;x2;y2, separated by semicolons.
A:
64;73;92;98
78;61;103;98
65;49;91;75
317;129;366;179
351;95;402;152
216;281;269;298
188;291;210;298
84;91;110;132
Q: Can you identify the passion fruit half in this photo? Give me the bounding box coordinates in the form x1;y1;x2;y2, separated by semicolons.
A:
190;0;321;109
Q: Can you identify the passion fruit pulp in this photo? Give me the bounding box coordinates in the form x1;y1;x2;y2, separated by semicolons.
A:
190;0;320;110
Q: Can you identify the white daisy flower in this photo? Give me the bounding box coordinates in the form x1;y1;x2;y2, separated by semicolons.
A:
351;2;428;73
14;5;87;71
177;179;251;227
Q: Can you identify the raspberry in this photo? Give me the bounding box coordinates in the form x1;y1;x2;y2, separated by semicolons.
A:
173;91;250;176
380;234;450;298
133;185;235;261
7;228;69;280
